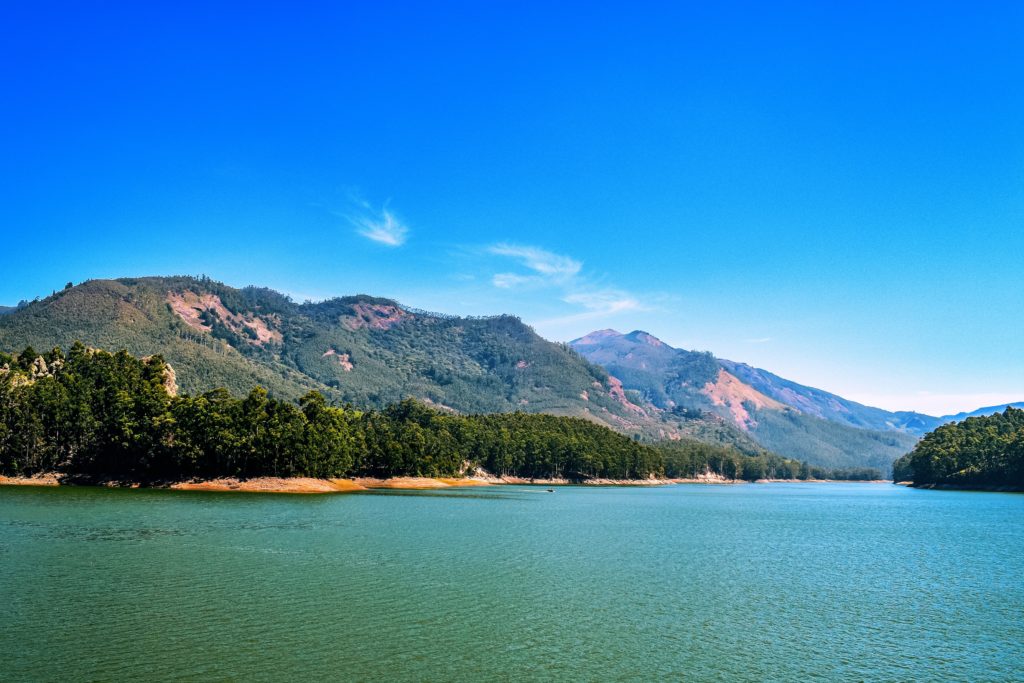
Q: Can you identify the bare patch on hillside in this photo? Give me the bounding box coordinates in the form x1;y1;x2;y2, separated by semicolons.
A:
702;368;787;430
167;291;283;346
605;375;649;417
420;398;459;413
343;303;410;330
322;348;354;371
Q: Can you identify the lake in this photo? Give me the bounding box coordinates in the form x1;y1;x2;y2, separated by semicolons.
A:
1;483;1021;681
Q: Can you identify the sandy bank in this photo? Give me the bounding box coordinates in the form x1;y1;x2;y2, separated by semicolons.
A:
0;473;813;493
354;476;492;490
171;477;367;493
0;474;61;487
0;473;494;494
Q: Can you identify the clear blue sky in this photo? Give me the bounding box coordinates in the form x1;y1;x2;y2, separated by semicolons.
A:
2;2;1022;414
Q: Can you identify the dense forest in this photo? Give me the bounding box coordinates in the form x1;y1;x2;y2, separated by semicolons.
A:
0;345;880;483
892;408;1024;488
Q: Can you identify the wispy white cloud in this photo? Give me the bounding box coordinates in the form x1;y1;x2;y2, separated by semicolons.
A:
563;291;643;315
486;242;652;330
487;244;581;281
538;291;645;326
348;200;408;247
492;272;542;289
745;337;773;344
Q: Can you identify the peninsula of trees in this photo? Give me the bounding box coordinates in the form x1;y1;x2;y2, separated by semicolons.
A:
0;345;880;485
892;407;1024;489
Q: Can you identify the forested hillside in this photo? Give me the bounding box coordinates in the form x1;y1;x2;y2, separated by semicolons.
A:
0;346;872;482
0;277;688;439
570;329;918;471
0;276;929;471
892;408;1024;488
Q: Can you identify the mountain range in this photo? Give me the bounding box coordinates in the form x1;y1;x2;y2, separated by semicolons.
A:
0;277;1016;473
0;277;753;449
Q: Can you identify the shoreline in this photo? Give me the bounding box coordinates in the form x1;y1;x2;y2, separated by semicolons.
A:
0;473;893;494
904;481;1023;493
0;473;677;493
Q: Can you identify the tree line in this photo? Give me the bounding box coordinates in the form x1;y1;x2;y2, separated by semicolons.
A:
0;345;879;483
892;407;1024;487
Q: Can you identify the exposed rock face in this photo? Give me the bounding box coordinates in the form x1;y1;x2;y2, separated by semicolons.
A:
342;303;410;331
701;368;785;430
166;291;282;346
605;375;649;416
30;356;48;378
158;360;178;397
322;348;354;371
140;356;179;396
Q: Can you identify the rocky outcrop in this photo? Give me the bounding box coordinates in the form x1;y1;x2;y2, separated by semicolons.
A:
166;291;282;346
342;303;411;331
701;368;786;430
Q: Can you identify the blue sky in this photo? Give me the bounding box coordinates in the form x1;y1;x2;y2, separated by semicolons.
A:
2;2;1022;414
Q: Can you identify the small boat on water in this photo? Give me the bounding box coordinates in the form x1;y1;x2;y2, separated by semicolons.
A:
546;489;555;493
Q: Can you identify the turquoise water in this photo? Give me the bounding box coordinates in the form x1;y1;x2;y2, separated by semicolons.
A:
1;483;1021;682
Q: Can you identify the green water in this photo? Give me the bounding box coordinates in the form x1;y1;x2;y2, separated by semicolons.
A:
1;483;1021;682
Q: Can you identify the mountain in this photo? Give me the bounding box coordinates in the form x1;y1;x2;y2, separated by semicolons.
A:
939;403;1024;424
0;306;14;316
0;276;763;450
717;362;1024;434
570;329;919;471
717;359;939;435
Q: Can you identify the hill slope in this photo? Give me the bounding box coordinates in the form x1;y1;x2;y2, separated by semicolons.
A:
717;359;938;435
571;329;918;471
892;408;1024;488
0;277;745;444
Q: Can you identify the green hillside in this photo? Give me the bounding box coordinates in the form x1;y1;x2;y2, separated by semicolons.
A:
0;277;716;441
892;408;1024;488
1;345;868;483
2;276;913;468
0;278;324;399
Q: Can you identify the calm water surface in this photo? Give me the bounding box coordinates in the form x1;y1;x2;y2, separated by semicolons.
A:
1;483;1021;681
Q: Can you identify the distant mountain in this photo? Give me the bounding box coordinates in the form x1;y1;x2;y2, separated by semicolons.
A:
0;306;15;316
939;403;1024;423
571;329;919;471
717;359;940;436
718;361;1024;434
0;277;761;451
